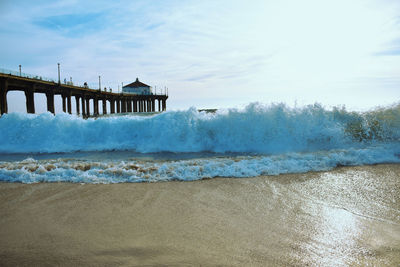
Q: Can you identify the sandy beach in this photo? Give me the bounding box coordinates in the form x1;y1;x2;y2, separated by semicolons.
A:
0;164;399;266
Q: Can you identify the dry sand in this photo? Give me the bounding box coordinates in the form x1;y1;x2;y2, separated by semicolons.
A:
0;164;400;266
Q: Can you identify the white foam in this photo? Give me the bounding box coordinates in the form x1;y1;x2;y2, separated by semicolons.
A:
0;102;399;183
0;103;398;154
0;144;398;183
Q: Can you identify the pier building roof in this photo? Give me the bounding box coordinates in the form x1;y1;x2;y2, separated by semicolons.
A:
123;78;150;88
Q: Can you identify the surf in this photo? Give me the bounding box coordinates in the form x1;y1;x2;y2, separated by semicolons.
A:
0;102;399;183
0;102;399;154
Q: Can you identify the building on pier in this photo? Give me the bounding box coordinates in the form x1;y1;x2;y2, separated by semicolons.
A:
122;78;152;95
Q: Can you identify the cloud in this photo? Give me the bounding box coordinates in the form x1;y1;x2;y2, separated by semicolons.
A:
375;49;400;56
33;12;106;36
1;0;400;112
374;36;400;56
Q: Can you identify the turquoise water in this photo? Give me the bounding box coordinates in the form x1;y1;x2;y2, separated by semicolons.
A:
0;102;399;183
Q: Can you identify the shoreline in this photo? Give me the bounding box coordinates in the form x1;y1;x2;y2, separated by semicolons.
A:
1;163;400;266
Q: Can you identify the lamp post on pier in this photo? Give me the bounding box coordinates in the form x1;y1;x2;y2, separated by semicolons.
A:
57;63;60;84
19;65;21;76
99;76;101;91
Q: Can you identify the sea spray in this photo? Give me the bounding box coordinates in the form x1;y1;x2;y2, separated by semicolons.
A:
1;102;398;154
0;102;399;183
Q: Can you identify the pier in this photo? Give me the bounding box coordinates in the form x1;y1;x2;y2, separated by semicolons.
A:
0;69;168;117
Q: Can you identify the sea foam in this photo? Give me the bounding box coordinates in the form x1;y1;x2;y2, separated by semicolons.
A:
0;102;399;154
0;145;399;183
0;102;399;183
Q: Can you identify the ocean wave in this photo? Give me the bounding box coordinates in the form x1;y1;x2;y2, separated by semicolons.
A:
0;145;399;183
0;102;399;154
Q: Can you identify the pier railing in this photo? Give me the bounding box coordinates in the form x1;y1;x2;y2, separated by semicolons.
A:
0;67;57;84
0;68;168;95
0;67;103;90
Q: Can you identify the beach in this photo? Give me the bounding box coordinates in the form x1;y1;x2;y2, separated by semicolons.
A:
1;0;400;265
0;163;399;266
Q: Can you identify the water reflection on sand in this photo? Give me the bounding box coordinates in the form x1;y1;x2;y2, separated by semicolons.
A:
286;166;400;266
306;206;359;266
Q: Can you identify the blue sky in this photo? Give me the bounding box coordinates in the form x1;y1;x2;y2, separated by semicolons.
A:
1;0;400;112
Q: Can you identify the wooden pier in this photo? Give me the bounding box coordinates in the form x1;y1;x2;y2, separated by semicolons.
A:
0;72;168;117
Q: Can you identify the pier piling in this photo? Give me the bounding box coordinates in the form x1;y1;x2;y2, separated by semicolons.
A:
127;99;132;112
46;92;55;114
110;99;115;114
24;88;35;114
94;97;99;116
81;95;86;117
116;99;121;113
121;99;126;113
62;95;67;113
85;98;90;117
75;95;80;115
67;94;72;114
102;98;107;115
0;79;8;115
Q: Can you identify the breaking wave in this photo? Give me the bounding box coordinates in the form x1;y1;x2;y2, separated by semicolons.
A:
0;102;399;183
0;145;399;183
0;102;399;154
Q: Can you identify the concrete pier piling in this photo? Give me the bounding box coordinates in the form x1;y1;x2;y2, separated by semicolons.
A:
0;72;168;118
75;95;80;115
0;79;8;115
24;87;35;114
46;92;55;114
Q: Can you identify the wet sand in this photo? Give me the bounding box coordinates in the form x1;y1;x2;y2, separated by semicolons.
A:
0;164;399;266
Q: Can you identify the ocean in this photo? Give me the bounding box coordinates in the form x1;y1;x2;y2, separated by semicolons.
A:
0;102;399;183
1;102;400;266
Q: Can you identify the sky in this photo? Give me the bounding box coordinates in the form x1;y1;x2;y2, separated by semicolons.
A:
0;0;400;112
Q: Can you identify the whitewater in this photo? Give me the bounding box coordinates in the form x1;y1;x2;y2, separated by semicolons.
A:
0;102;399;183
